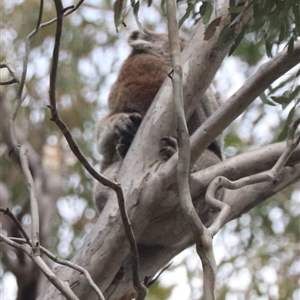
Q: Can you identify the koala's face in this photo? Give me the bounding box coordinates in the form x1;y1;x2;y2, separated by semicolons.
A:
128;30;186;62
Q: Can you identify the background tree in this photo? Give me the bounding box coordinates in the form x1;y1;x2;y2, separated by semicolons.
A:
0;0;299;300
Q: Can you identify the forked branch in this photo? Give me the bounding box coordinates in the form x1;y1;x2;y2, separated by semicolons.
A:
207;114;300;236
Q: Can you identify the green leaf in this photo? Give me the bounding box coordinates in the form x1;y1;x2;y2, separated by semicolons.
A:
200;2;213;25
131;0;143;31
290;85;300;100
270;96;289;106
260;92;276;106
277;106;296;141
228;6;246;14
113;0;125;33
278;20;287;43
160;0;166;15
271;90;295;109
132;0;140;15
265;38;273;58
179;3;194;29
287;37;294;55
228;25;245;56
215;25;236;50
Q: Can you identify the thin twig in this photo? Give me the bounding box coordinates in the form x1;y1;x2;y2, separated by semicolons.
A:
49;1;142;299
36;0;85;30
5;234;105;300
18;145;41;252
0;234;79;300
115;186;147;300
48;1;115;189
0;63;20;84
40;246;105;300
0;208;31;244
8;0;46;254
0;79;18;85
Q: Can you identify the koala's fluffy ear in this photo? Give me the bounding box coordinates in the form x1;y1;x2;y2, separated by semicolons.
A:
127;31;153;50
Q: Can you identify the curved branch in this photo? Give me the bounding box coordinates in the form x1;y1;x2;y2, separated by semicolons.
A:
225;163;300;221
206;114;300;235
190;143;300;198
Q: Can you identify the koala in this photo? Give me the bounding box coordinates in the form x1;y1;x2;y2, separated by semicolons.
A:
95;30;222;213
96;31;185;169
95;30;185;210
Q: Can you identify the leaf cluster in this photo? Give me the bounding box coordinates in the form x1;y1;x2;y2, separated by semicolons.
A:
260;70;300;141
252;0;300;57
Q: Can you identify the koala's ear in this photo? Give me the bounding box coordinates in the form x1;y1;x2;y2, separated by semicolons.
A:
128;31;152;50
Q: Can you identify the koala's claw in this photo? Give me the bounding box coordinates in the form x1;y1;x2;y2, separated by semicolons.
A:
160;136;178;161
115;112;142;158
116;144;129;158
115;112;142;136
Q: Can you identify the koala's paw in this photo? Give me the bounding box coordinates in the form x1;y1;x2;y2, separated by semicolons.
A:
115;112;142;158
160;136;178;161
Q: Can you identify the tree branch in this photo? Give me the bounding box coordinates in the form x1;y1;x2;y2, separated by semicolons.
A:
225;164;300;221
40;245;105;300
166;0;217;299
190;143;300;200
189;41;300;167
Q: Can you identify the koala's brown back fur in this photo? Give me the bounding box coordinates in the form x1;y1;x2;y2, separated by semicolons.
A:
107;31;185;116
